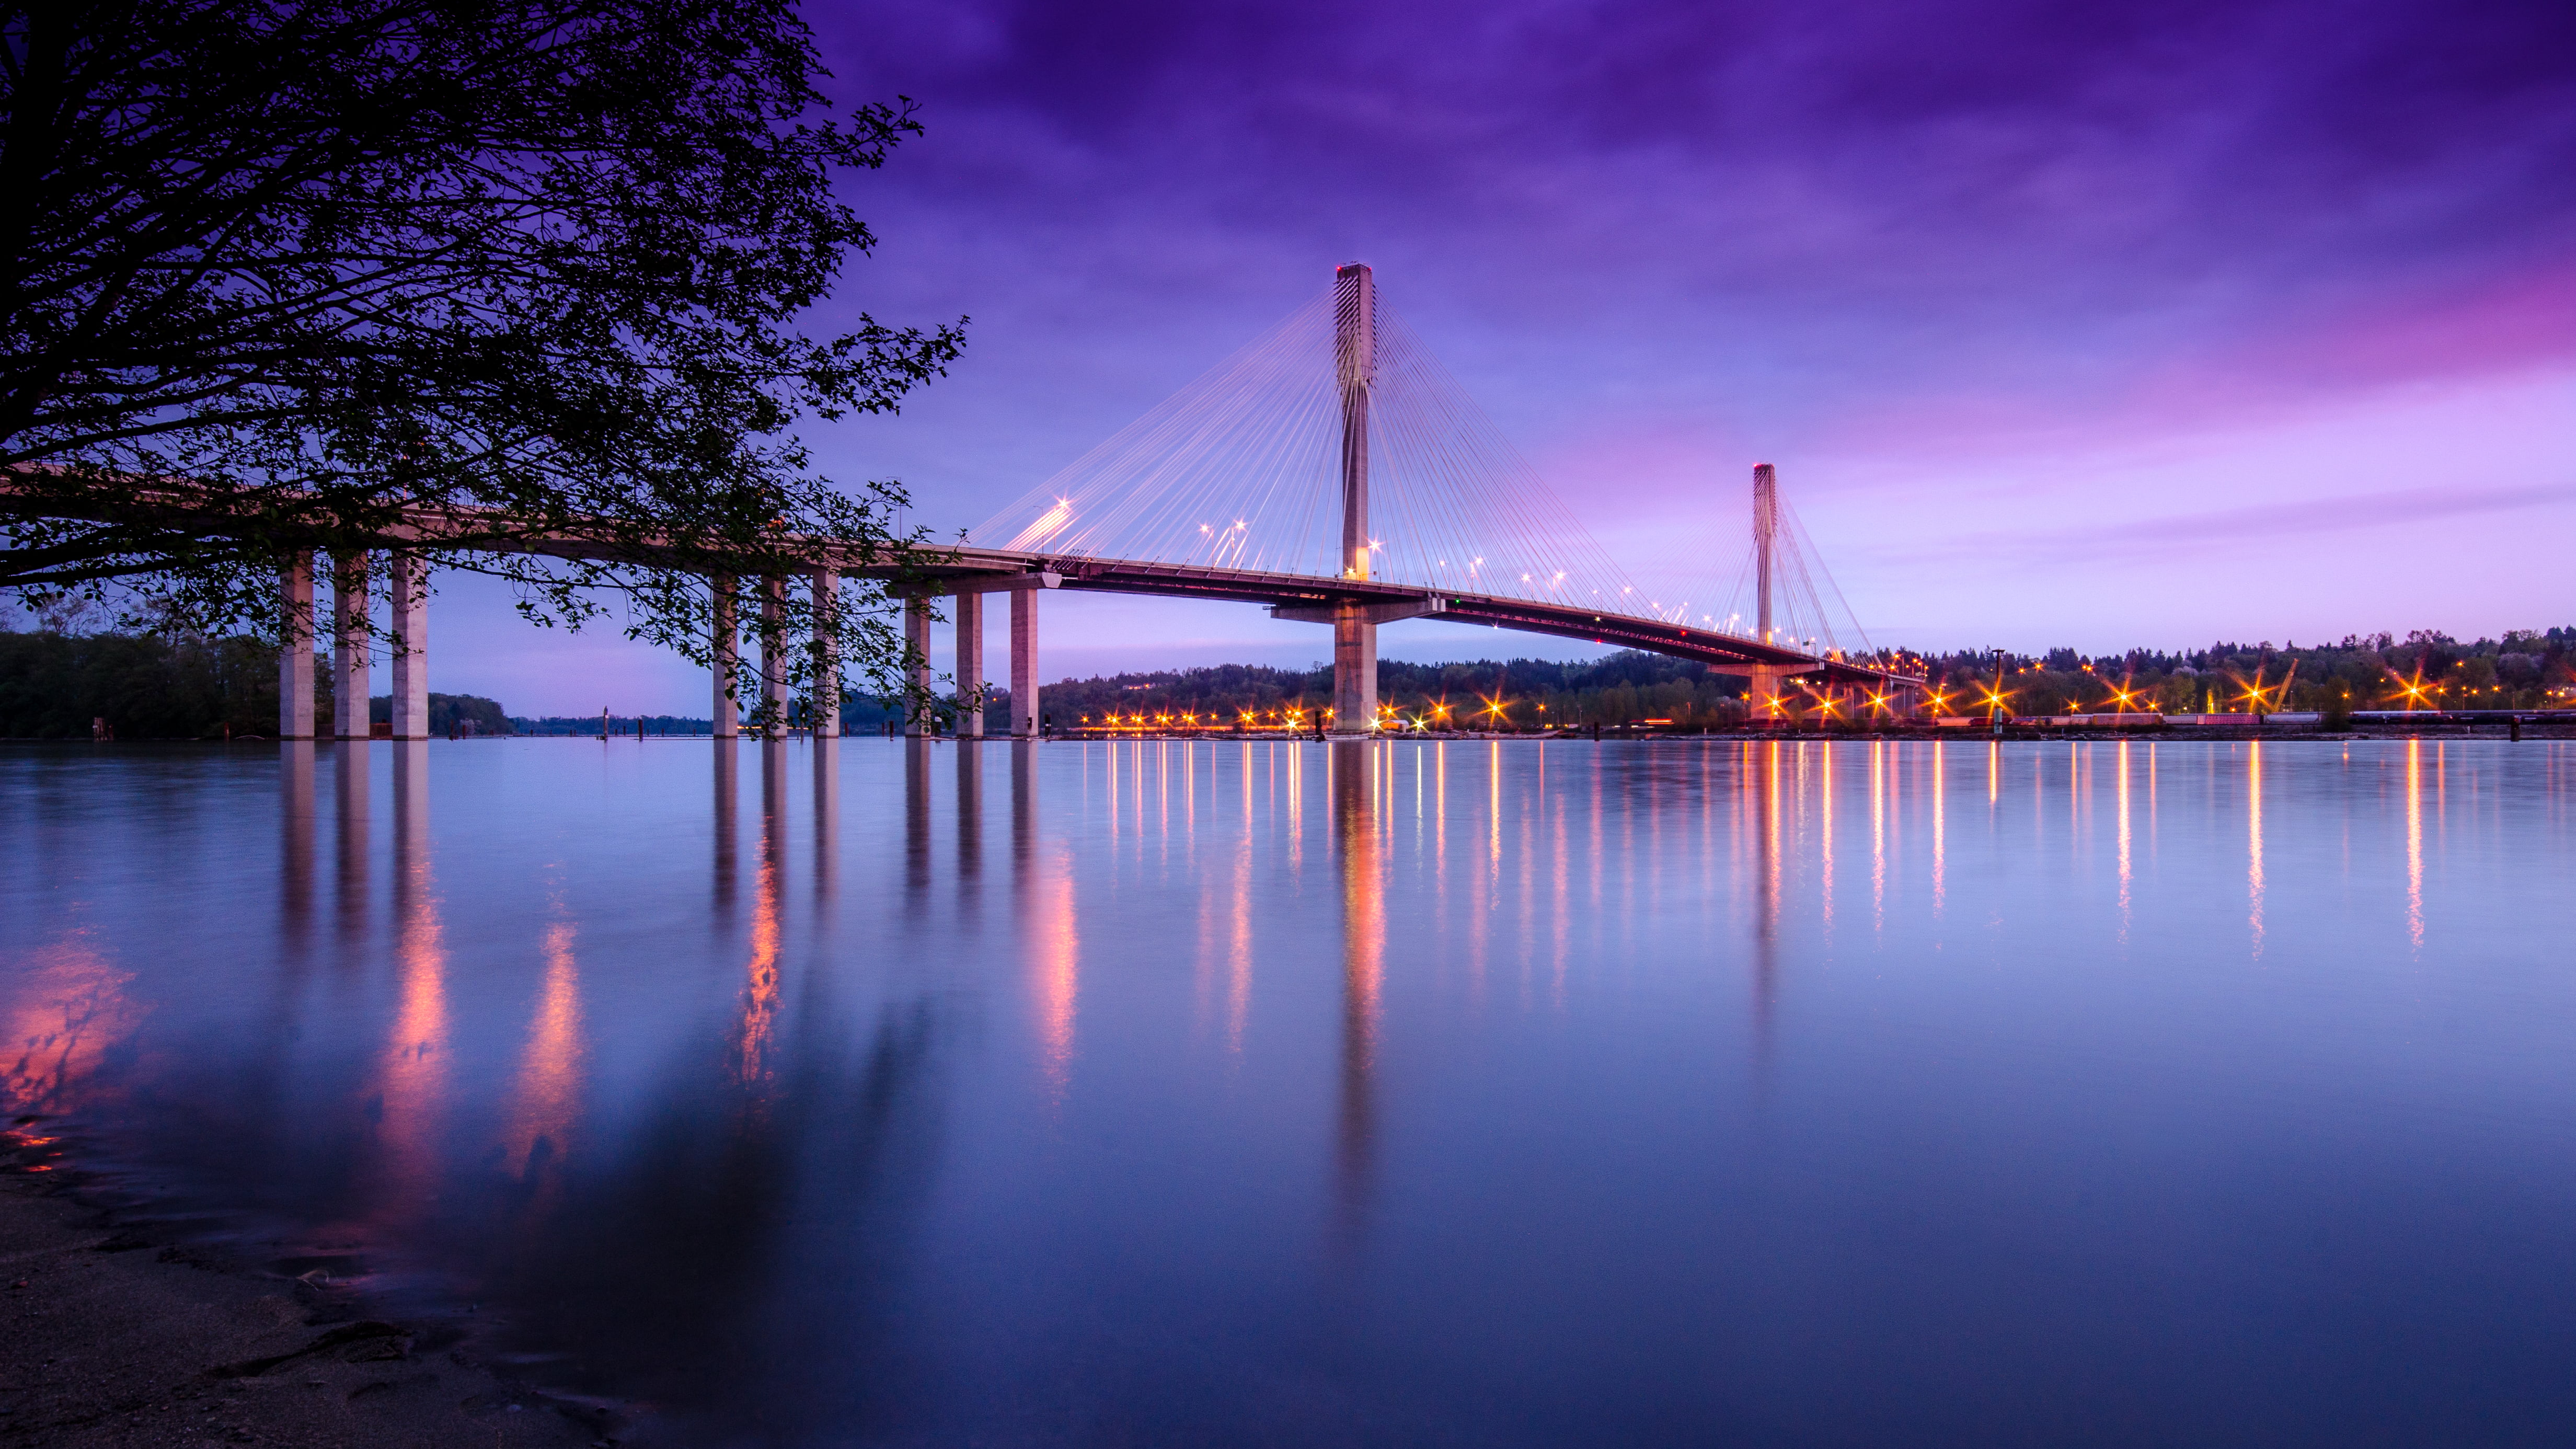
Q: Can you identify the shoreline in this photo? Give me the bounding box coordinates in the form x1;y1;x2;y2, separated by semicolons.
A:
0;1143;631;1449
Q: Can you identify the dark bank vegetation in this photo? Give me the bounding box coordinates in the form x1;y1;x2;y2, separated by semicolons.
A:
0;628;503;738
1036;654;1755;730
2;0;963;728
1030;627;2576;731
1914;628;2576;720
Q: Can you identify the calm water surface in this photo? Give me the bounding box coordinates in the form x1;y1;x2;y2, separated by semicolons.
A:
6;737;2574;1446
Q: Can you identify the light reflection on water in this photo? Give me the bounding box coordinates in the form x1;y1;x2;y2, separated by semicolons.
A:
5;736;2576;1445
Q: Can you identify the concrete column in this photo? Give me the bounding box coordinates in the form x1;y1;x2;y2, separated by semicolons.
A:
332;551;369;740
1331;604;1378;737
1746;664;1790;724
903;596;932;737
956;591;984;738
278;555;315;739
387;553;428;739
1010;588;1039;739
761;575;788;734
711;574;738;739
810;568;841;737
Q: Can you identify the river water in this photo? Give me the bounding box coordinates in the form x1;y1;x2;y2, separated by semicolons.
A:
5;737;2574;1446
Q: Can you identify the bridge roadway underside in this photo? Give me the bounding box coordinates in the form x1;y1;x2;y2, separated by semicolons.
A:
0;478;1917;718
895;547;1920;693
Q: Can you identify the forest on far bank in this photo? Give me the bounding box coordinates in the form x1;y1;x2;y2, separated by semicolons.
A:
1010;628;2576;729
0;631;502;739
5;625;2571;739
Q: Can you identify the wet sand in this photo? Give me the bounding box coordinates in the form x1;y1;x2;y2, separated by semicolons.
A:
0;1169;626;1448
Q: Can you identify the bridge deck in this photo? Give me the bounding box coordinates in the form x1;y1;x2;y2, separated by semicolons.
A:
0;483;1921;691
889;546;1921;690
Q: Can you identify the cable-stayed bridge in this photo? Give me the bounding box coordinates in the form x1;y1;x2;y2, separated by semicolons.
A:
897;263;1924;737
4;264;1923;742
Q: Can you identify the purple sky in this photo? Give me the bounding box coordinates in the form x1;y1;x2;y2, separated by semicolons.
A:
437;0;2576;714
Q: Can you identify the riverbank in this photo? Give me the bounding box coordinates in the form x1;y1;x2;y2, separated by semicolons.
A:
0;1158;624;1448
1048;719;2576;743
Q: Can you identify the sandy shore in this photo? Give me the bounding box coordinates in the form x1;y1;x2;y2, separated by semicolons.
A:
0;1168;629;1448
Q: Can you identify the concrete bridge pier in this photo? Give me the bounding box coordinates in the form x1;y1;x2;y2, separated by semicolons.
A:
761;575;789;733
904;596;933;737
1745;664;1790;724
956;591;984;737
1332;605;1376;738
811;568;840;737
712;574;739;739
279;555;315;740
1011;588;1039;739
332;551;369;741
388;553;428;739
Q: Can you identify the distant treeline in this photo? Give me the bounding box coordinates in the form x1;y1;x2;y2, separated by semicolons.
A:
1036;655;1753;730
514;694;912;735
0;629;281;738
10;624;2569;742
1914;628;2576;719
375;694;511;735
0;630;510;739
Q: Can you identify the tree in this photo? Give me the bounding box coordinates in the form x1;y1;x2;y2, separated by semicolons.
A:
0;1;965;723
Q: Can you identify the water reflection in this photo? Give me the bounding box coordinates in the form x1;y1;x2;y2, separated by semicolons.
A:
505;912;585;1207
1332;740;1382;1250
813;740;839;896
282;741;315;949
336;741;369;932
735;744;787;1091
2117;740;2133;940
2248;742;2267;957
1;926;133;1117
714;742;739;910
2406;738;2426;951
956;742;983;889
7;738;2575;1447
369;743;448;1232
903;738;932;900
1753;741;1781;1056
1020;745;1078;1103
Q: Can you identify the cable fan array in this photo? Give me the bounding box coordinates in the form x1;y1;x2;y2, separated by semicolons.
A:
971;280;1636;611
1633;468;1877;661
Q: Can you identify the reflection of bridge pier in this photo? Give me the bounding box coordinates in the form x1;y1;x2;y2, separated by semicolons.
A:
1331;739;1383;1249
904;738;933;901
957;739;983;889
712;743;738;910
334;741;369;934
812;738;838;898
281;741;315;946
1752;742;1781;1069
1012;741;1037;866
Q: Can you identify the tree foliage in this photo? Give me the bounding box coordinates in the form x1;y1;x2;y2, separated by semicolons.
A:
0;0;964;722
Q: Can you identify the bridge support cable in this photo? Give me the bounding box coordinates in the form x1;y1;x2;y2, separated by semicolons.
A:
1636;462;1881;674
969;270;1637;615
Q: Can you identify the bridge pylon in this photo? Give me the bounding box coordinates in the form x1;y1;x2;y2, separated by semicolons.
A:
1750;463;1787;721
1330;262;1378;737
